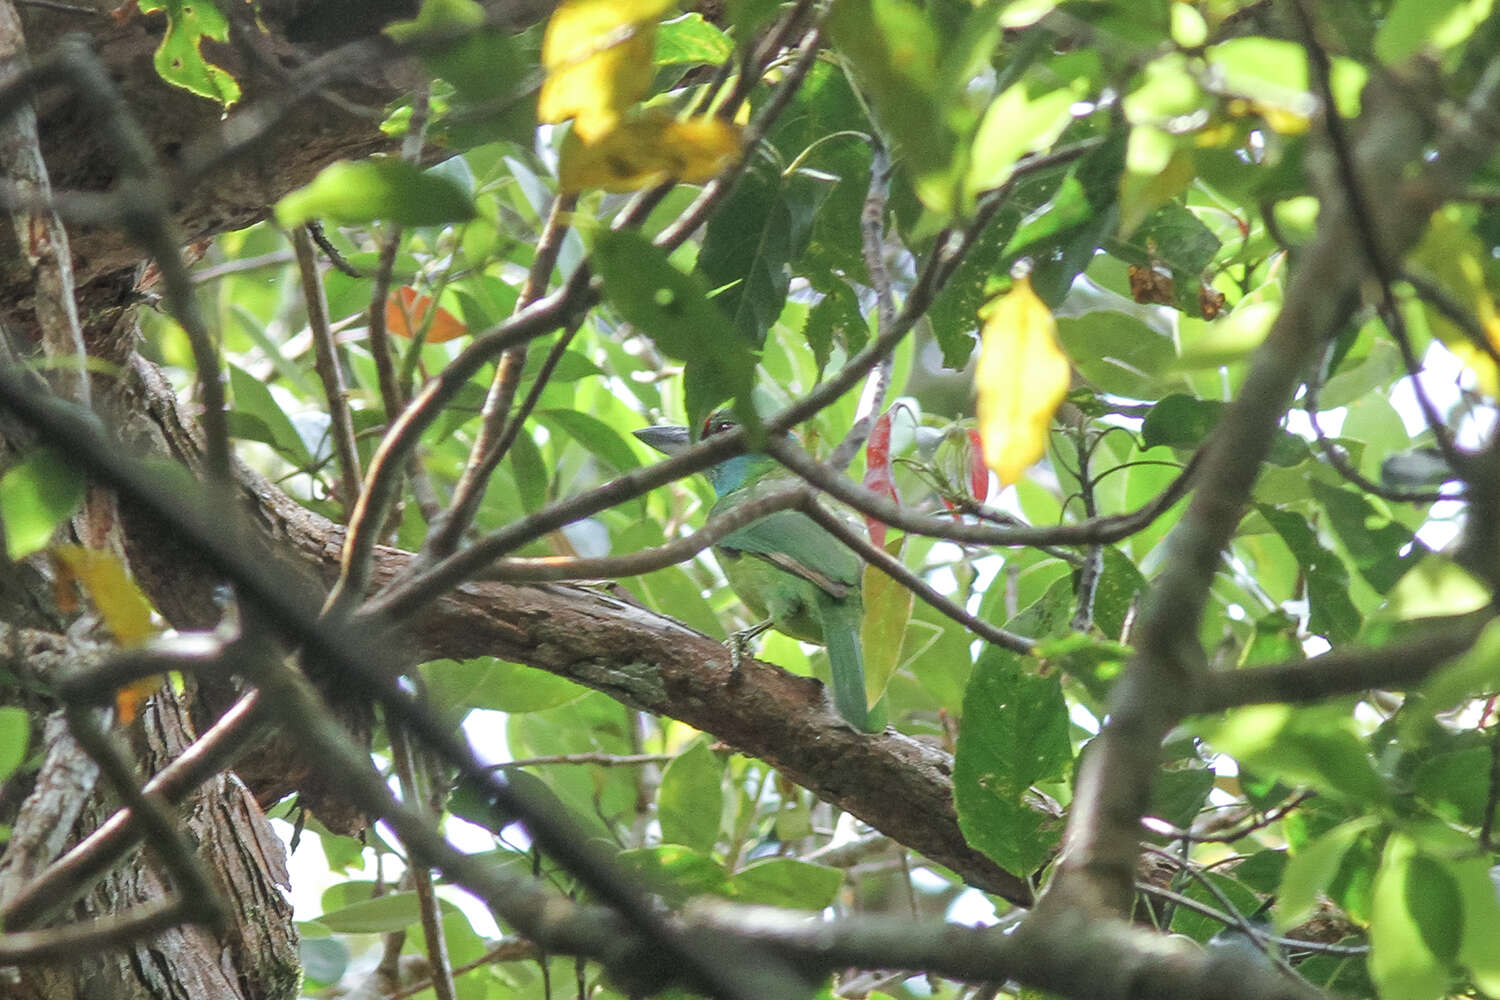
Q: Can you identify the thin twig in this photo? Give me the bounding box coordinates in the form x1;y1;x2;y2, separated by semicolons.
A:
0;0;87;406
390;722;458;1000
425;191;578;562
293;225;363;513
797;499;1035;654
827;139;896;471
3;689;268;930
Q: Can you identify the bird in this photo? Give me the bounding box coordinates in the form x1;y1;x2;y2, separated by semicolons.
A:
634;412;877;732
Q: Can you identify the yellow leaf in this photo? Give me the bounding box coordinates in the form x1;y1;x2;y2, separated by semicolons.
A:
54;546;156;647
54;546;162;724
559;112;742;193
538;0;676;141
975;276;1071;487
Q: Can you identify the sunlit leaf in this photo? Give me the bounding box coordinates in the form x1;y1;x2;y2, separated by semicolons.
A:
0;707;28;785
137;0;240;108
274;159;476;228
657;738;723;853
1370;834;1454;1000
538;0;676;141
0;448;84;561
975;275;1071;487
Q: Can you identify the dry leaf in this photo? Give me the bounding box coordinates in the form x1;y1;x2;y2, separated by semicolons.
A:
385;286;468;343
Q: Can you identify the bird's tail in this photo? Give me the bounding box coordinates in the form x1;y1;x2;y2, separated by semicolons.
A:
819;594;877;732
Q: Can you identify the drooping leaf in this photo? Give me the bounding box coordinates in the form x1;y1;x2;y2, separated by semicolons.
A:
861;534;913;707
828;0;959;214
699;149;831;347
1370;834;1455;1000
975;275;1072;487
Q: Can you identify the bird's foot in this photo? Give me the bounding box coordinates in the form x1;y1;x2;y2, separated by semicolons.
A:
727;619;774;675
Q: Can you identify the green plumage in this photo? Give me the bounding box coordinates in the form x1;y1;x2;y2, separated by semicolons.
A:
633;418;876;732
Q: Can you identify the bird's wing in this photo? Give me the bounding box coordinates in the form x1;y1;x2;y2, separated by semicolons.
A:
717;510;861;598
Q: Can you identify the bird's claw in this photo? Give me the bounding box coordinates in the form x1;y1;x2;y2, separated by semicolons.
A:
727;619;773;676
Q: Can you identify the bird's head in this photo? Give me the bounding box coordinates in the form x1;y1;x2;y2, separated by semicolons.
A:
633;410;752;494
632;410;739;457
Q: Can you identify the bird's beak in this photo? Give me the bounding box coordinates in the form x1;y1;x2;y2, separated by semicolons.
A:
633;424;692;456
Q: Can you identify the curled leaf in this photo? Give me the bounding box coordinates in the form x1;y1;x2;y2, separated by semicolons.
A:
975;275;1071;487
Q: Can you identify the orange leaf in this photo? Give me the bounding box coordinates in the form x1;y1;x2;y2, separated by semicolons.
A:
385;286;468;343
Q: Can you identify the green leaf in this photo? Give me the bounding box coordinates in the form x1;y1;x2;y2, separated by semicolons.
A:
657;739;723;853
700;150;833;348
828;0;958;214
1411;747;1491;827
465;658;588;714
802;278;866;376
382;0;484;43
1204;704;1388;806
228;363;313;468
1370;836;1460;1000
1375;0;1493;65
537;409;641;473
953;647;1071;873
0;707;29;784
1276;817;1380;931
274;159;476;228
1310;480;1420;594
966;81;1081;201
593;230;758;432
316;891;426;933
137;0;240;108
1003;174;1095;260
730;858;843;909
655;13;735;66
508;429;550;514
0;448;85;561
1258;504;1361;643
1451;850;1500;995
616;845;730;905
